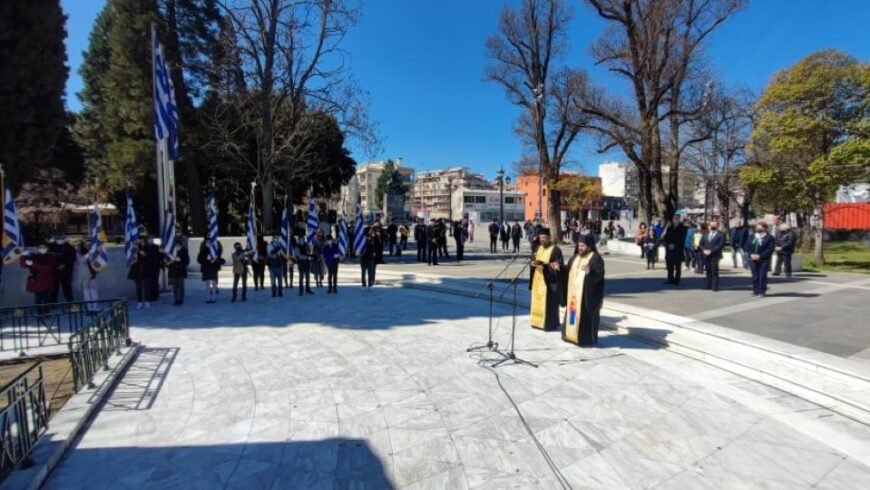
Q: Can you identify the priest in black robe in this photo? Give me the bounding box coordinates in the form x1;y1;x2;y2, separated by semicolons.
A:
560;234;605;346
528;228;563;331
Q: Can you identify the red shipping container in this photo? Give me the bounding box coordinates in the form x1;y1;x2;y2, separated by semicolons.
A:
824;203;870;230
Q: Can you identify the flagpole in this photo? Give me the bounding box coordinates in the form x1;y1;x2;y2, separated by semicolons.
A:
151;23;166;250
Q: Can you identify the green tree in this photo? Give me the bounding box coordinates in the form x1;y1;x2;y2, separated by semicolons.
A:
374;160;407;210
745;49;870;264
0;0;69;190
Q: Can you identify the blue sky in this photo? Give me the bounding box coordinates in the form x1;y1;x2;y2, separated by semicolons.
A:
62;0;870;179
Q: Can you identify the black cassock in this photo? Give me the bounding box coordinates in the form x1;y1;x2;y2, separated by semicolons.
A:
560;252;605;346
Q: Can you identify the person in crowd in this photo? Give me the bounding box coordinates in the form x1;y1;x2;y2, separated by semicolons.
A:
74;239;99;313
729;219;749;269
701;221;724;292
164;236;190;306
773;223;796;277
146;236;162;303
693;223;706;274
293;234;314;296
642;227;659;270
616;224;626;239
560;234;605;347
500;221;510;252
128;235;159;309
427;220;440;266
251;236;267;291
373;222;385;265
605;221;616;241
662;218;687;285
437;219;449;258
468;219;475;242
50;234;76;303
414;220;427;263
323;234;341;293
360;226;377;290
21;240;58;310
523;220;533;241
453;220;466;261
283;236;294;289
489;219;499;254
653;218;664;239
312;229;326;288
529;228;564;331
511;221;522;253
387;221;399;256
197;241;223;304
399;223;409;251
267;237;285;297
635;223;647;259
230;242;250;302
683;222;696;271
749;221;776;296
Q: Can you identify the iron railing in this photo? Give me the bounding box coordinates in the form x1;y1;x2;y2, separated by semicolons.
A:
0;299;120;355
68;301;130;391
0;363;49;480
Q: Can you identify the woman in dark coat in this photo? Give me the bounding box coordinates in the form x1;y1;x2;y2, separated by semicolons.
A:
197;241;223;304
560;234;605;347
128;236;158;309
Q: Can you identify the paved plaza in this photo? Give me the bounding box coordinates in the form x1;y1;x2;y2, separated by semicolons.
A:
43;265;870;489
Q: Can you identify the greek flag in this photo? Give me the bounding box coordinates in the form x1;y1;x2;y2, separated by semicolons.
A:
124;188;139;267
153;29;180;160
280;207;291;256
207;187;220;259
246;200;258;260
338;208;348;256
161;197;177;259
89;203;109;269
353;194;365;255
306;191;318;244
2;181;24;265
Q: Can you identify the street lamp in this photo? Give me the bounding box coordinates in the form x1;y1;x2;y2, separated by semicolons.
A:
497;169;511;224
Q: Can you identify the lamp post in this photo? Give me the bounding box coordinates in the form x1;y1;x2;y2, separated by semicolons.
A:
447;176;454;235
497;169;510;224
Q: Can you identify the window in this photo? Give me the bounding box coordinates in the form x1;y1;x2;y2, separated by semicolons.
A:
464;196;475;204
504;197;515;204
475;196;486;204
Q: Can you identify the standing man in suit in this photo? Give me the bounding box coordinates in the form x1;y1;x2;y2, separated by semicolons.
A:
414;220;426;263
749;222;776;296
701;221;724;291
773;223;796;278
488;220;499;254
662;217;687;286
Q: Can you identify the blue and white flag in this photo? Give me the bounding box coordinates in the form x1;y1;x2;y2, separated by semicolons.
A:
124;188;139;267
279;207;291;256
89;203;109;270
353;194;365;256
306;191;319;245
207;186;220;259
2;181;24;265
338;207;348;256
153;28;180;160
161;197;177;259
246;200;258;260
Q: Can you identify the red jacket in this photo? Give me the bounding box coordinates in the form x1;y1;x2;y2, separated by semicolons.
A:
20;253;58;293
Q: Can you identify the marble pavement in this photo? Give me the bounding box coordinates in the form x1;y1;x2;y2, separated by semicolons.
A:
42;283;870;489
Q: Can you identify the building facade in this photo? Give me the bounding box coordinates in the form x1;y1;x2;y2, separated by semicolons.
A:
412;167;492;220
343;158;415;217
598;161;627;198
452;187;525;225
515;172;605;222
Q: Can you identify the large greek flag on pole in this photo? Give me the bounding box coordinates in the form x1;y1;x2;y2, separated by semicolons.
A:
338;207;348;256
2;182;24;265
353;194;365;255
89;203;109;269
207;187;220;259
246;200;258;260
280;207;291;255
306;191;319;245
153;30;180;160
161;196;177;259
124;188;139;267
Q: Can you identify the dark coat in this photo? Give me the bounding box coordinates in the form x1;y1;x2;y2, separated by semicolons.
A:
50;242;77;282
128;243;160;281
700;230;725;259
729;226;748;251
197;243;224;281
776;231;796;255
662;224;687;260
560;252;605;312
166;247;190;279
750;234;776;261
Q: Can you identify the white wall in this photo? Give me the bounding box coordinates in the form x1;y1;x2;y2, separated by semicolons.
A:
599;162;627;198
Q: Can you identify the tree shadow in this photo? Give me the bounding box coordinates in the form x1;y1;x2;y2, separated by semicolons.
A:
46;439;394;489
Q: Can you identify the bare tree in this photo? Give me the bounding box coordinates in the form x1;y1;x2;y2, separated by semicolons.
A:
485;0;588;239
579;0;746;224
211;0;378;228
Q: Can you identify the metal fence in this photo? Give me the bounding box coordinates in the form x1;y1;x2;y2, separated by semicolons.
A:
0;299;121;355
68;301;130;391
0;363;49;480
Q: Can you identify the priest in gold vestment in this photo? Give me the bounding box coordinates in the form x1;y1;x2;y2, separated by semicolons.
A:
529;228;563;331
560;234;605;346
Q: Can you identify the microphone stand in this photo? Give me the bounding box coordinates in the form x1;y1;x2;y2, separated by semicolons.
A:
491;260;538;368
467;253;521;353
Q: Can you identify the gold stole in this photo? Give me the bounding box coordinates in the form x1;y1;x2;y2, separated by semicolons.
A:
530;245;554;329
564;252;594;343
